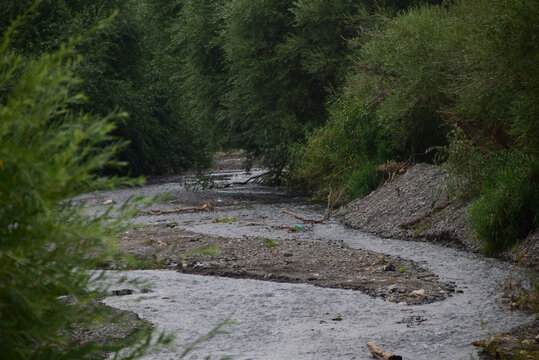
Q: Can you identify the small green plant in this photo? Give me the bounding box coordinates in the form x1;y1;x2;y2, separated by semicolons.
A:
182;245;221;260
399;268;407;274
212;217;237;223
264;238;279;248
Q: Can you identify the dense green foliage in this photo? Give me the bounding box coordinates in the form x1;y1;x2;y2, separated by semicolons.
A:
2;0;453;178
289;0;448;197
168;0;227;151
292;0;538;251
469;152;538;254
289;96;394;199
0;14;156;358
1;13;536;343
0;0;210;175
218;0;322;172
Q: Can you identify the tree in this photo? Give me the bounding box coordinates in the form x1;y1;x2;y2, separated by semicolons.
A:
220;0;326;173
0;12;158;358
288;0;367;87
0;0;210;175
168;0;229;152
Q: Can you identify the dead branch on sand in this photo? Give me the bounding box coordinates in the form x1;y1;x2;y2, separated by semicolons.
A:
143;203;213;215
366;343;402;360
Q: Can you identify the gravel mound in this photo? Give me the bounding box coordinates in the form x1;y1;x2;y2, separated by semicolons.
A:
500;229;539;270
106;225;456;305
337;163;481;251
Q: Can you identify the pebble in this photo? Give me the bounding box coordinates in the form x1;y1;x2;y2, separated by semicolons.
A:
383;264;396;272
411;289;426;297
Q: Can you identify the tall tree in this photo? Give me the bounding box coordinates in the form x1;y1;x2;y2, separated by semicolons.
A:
170;0;229;151
0;0;210;175
220;0;326;173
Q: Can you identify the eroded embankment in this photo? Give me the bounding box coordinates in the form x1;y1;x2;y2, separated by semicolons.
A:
337;163;478;250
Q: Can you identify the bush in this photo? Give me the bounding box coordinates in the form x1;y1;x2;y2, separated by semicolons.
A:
289;95;393;200
0;16;153;359
470;153;539;254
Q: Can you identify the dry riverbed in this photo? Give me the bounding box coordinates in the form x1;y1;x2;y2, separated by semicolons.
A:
100;224;456;305
77;154;536;359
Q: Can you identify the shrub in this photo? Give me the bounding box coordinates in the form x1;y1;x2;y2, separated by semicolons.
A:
289;95;393;200
470;152;539;254
0;15;153;359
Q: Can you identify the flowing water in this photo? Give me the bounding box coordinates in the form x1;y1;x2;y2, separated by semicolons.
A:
84;169;534;359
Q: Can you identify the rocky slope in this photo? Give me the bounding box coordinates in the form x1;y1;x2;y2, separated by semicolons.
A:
337;163;480;250
337;163;537;269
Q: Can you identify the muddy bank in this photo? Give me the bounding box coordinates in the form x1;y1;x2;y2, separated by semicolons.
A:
103;224;455;305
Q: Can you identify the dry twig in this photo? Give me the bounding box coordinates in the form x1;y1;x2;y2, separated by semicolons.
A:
366;343;402;360
143;203;213;215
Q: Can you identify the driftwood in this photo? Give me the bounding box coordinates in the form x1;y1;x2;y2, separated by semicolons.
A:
280;210;327;224
399;198;450;230
366;343;402;360
144;203;213;215
280;184;346;224
218;171;270;188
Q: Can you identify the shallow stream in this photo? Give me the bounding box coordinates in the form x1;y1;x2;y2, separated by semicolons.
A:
83;170;535;359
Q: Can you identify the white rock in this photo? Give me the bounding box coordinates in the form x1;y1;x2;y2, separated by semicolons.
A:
411;289;426;297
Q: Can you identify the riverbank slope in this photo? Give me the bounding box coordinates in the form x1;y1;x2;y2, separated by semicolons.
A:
337;163;538;269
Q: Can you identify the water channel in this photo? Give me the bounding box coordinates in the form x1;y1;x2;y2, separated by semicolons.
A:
81;169;534;359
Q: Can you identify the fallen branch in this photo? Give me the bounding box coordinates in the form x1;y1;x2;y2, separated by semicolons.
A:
280;210;326;224
366;343;402;360
219;171;271;188
144;203;213;215
399;198;450;230
280;173;348;224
